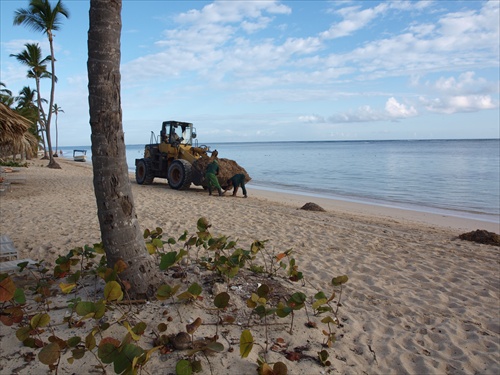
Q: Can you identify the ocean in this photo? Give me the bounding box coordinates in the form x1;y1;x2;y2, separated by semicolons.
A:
58;139;500;224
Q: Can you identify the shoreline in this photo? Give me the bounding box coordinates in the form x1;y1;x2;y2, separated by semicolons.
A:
57;146;500;226
247;184;500;233
59;154;499;233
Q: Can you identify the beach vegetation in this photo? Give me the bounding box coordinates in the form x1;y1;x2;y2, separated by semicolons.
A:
0;217;347;374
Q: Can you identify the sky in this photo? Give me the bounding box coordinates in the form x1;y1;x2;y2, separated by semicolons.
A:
1;0;499;146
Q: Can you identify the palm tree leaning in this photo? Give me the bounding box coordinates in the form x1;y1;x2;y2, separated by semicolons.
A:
14;0;69;169
10;43;52;159
88;0;162;298
51;104;63;156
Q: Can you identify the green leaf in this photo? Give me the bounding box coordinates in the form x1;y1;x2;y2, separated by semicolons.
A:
67;270;81;283
205;342;224;352
214;292;230;309
288;292;306;309
67;336;82;347
276;305;292;318
38;342;60;365
318;349;329;365
97;338;120;364
332;275;349;286
16;326;31;342
314;291;327;300
176;359;192;375
31;313;50;328
93;242;105;254
76;301;96;317
13;288;26;304
187;282;202;296
321;316;336;324
104;281;123;302
160;252;178;270
197;217;210;231
85;332;96;350
177;291;194;301
113;343;144;374
240;330;254;358
71;347;86;360
156;284;180;300
257;284;270;298
94;300;107;320
152;238;165;248
132;322;147;335
312;298;327;310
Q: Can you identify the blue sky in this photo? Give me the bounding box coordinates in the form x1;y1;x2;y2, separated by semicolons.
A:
1;0;499;146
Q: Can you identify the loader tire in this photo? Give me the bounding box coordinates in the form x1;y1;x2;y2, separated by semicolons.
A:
136;158;154;185
168;159;193;190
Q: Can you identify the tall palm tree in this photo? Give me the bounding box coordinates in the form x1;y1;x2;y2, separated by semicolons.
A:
88;0;161;298
51;103;63;155
10;43;52;159
14;0;69;169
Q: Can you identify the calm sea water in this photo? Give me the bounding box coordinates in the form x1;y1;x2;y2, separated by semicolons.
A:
59;139;500;223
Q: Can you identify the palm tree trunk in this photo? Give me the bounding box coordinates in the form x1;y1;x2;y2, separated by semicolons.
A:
34;76;48;159
88;0;161;299
46;31;59;169
54;112;58;156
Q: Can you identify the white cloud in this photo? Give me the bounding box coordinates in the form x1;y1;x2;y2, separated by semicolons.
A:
421;95;497;114
320;3;389;39
385;97;418;118
418;71;499;113
175;0;291;25
298;115;325;123
305;98;418;124
430;71;496;96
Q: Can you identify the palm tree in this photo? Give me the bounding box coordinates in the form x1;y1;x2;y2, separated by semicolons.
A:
88;0;161;298
51;103;63;155
15;86;37;109
10;43;52;159
0;82;14;107
17;86;43;153
14;0;69;169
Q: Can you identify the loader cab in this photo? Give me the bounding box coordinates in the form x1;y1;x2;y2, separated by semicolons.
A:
160;121;196;146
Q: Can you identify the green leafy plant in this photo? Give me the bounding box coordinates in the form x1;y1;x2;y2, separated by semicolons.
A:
0;218;348;375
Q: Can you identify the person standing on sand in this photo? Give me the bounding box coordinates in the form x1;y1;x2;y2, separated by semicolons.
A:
223;173;248;198
205;159;223;196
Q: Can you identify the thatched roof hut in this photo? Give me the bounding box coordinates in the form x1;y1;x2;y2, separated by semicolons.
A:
0;102;38;160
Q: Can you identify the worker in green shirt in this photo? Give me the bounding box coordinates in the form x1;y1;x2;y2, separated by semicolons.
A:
205;159;223;196
224;173;247;198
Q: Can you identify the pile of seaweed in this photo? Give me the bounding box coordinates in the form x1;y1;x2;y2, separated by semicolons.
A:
458;229;500;246
193;156;251;188
299;202;326;212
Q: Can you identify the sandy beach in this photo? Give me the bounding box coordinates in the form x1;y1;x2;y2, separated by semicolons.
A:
0;158;499;375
